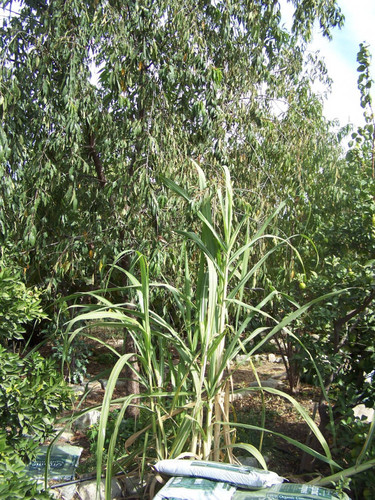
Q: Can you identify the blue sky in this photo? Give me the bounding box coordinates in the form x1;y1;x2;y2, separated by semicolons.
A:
279;0;375;130
309;0;375;129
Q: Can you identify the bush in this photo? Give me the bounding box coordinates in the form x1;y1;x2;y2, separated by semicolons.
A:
335;416;375;499
0;266;47;348
52;336;92;384
0;347;72;498
0;431;53;500
0;347;72;452
86;409;142;462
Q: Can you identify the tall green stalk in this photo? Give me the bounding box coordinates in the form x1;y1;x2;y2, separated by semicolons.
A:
65;164;354;498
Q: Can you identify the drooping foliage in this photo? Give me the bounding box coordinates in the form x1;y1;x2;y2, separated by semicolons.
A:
0;0;344;299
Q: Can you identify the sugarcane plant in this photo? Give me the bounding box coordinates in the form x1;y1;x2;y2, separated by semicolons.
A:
64;164;346;499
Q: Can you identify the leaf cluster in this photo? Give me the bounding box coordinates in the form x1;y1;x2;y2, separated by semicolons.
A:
0;264;47;347
0;347;72;453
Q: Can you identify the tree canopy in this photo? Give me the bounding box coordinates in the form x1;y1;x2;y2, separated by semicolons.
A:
0;0;344;298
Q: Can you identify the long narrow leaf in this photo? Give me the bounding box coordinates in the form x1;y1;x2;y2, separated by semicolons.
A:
105;396;133;500
227;422;340;469
310;459;375;486
96;353;135;499
248;386;333;464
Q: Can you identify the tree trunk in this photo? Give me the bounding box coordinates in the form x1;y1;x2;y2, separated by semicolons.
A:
123;331;140;418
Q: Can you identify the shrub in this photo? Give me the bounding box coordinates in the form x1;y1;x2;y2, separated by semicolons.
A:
0;347;72;451
0;347;72;498
0;266;47;348
0;431;53;500
52;336;92;384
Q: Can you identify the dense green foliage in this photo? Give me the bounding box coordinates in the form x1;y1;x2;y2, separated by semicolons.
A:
0;347;72;449
0;261;71;498
0;347;71;499
0;0;344;299
0;0;374;498
0;436;53;500
0;263;47;347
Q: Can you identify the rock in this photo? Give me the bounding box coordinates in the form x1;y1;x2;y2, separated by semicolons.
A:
237;456;259;468
99;379;108;389
59;431;75;442
51;483;77;500
235;354;249;365
249;378;282;388
272;370;287;380
98;378;128;390
237;455;270;468
115;379;128;389
353;404;374;423
73;410;101;431
268;353;277;363
123;474;150;496
76;478;124;500
86;380;102;391
230;388;253;401
69;384;86;396
50;428;75;445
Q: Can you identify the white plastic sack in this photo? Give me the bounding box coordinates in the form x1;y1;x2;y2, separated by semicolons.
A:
154;460;284;489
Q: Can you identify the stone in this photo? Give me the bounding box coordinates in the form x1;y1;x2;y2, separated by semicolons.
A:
51;483;77;500
249;378;282;388
237;454;270;468
97;378;128;390
99;379;108;389
69;384;85;396
115;379;128;389
86;380;102;391
123;474;149;496
268;353;277;363
76;478;124;500
353;404;374;423
236;354;249;364
237;456;259;468
59;431;75;442
73;410;101;431
230;388;252;401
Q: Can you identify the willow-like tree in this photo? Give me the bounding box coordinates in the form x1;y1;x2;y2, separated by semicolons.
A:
0;0;344;298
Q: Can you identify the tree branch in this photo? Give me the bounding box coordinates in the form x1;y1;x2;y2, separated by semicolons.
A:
87;130;107;188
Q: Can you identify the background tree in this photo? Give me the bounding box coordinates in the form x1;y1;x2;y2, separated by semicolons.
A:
0;0;344;305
